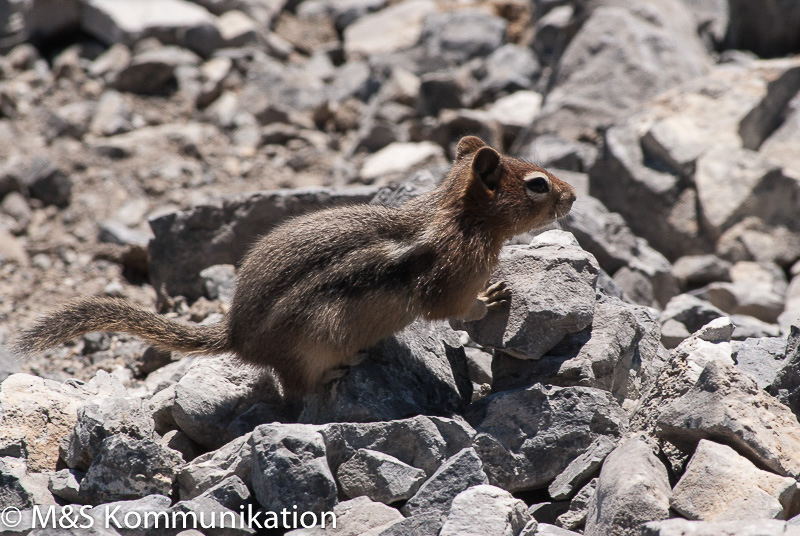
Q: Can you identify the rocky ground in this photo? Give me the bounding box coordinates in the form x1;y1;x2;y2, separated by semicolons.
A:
1;0;800;535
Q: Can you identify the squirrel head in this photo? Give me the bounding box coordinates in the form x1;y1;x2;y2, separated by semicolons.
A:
451;136;576;239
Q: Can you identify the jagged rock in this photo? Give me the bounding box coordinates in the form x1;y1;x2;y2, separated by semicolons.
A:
250;423;337;515
584;437;671;536
642;518;800;535
694;261;787;324
555;478;597;531
529;503;570;526
672;254;732;289
343;0;436;59
418;9;506;65
466;384;627;492
300;320;471;423
64;397;155;472
336;449;426;504
171;354;286;450
178;433;253;500
80;435;184;504
86;494;172;534
767;326;800;417
48;468;85;504
0;457;55;508
401;448;488;520
81;0;222;56
0;372;125;472
322;416;474;479
285;496;403;536
149;186;378;300
168;476;254;535
630;317;735;435
453;231;599;361
733;336;787;389
492;295;664;412
660;293;725;348
440;485;531;536
533;1;710;140
670;439;799;521
657;359;800;479
717;217;800;269
548;437;616;501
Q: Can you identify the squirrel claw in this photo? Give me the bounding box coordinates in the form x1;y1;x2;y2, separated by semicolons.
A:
480;281;512;309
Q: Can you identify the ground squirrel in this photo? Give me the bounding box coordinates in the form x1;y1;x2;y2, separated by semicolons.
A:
15;136;576;393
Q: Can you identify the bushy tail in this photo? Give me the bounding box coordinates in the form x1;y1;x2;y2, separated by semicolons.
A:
13;297;230;356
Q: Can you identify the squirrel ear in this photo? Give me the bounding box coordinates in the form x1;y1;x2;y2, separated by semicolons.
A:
456;136;487;160
471;147;501;191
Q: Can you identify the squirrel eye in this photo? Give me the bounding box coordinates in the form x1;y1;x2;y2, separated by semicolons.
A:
525;176;550;194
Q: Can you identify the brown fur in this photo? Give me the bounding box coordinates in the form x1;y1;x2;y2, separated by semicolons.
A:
14;136;576;393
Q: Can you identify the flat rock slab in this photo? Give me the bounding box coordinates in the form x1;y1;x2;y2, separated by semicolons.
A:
454;230;599;360
466;383;627;492
584;437;671;536
657;359;800;479
670;439;799;521
548;436;616;501
336;448;426;504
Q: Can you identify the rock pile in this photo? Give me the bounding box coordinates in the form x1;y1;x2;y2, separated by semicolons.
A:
1;0;800;535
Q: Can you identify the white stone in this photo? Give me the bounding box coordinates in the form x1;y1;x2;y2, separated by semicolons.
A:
344;0;436;58
487;90;543;129
360;141;444;181
440;485;531;536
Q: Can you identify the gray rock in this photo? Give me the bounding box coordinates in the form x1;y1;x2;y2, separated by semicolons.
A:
514;136;595;174
110;47;188;95
178;433;253;501
0;457;40;508
172;354;286;450
415;72;464;117
486;90;543;136
440;485;531;536
528;503;570;526
285;496;403;536
21;157;71;208
87;494;172;535
660;294;726;348
168;476;254;536
64;397;155;472
453;231;599;361
657;359;800;479
80;435;184;504
491;295;664;413
89;90;131;136
672;254;732;289
466;384;627;492
726;0;800;57
300;320;471;423
322;415;473;480
535;525;582;536
343;0;435;59
767;326;800;417
464;347;492;385
250;423;337;515
730;314;781;340
733;336;787;389
419;9;506;65
548;437;616;501
478;45;540;103
670;439;799;521
717;217;800;269
370;512;442;536
401;448;488;520
359;141;445;182
336;449;426;504
533;2;710;140
554;478;596;531
630;317;735;435
149;186;378;300
81;0;221;56
48;468;86;504
642;518;800;536
583;437;670;536
199;264;235;304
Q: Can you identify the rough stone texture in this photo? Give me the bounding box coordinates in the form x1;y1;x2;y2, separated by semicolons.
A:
535;525;582;536
492;295;665;412
532;2;710;140
733;336;787;389
548;437;616;501
466;384;628;492
584;437;671;536
250;423;337;515
63;396;155;472
453;231;599;360
322;416;473;482
80;435;184;504
642;518;800;536
661;294;725;344
48;468;85;504
555;478;597;531
672;254;732;289
0;456;56;508
172;354;286;450
149;186;378;300
336;448;426;504
439;485;531;536
657;359;800;479
766;326;800;417
630;317;735;435
178;433;253;500
300;320;471;423
670;439;799;521
86;494;172;535
401;448;488;520
343;0;435;58
0;371;125;472
285;496;404;536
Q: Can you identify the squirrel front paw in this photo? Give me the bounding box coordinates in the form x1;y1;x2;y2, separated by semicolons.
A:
479;280;512;310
